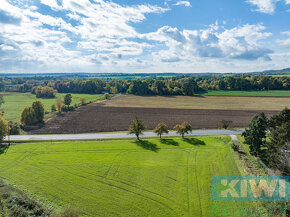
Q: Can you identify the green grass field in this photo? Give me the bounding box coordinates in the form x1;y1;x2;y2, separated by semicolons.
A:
0;136;246;216
198;90;290;97
272;75;290;77
0;92;104;122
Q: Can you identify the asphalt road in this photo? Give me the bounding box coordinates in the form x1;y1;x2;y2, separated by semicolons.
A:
7;129;245;141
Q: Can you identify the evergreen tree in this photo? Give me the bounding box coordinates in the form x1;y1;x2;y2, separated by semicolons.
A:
32;101;45;123
242;113;268;156
64;94;72;106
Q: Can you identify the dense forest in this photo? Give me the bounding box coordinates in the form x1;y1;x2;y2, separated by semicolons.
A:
1;74;289;96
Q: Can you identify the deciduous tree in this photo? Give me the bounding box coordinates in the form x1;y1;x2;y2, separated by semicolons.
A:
55;99;62;113
0;116;8;143
8;121;20;135
33;86;57;98
221;120;232;129
174;122;192;138
181;78;197;96
154;123;169;139
128;117;145;140
20;107;38;126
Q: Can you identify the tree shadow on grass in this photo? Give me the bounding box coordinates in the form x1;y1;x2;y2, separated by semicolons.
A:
134;140;160;152
183;138;206;146
0;144;10;155
160;139;179;146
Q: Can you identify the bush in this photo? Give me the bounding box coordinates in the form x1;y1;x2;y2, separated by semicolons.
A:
0;180;53;217
61;106;75;112
11;206;28;217
104;93;110;100
51;104;56;112
231;142;240;151
80;98;86;105
221;120;232;129
8;121;21;135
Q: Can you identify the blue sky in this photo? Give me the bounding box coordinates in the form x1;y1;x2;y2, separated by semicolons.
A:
0;0;290;73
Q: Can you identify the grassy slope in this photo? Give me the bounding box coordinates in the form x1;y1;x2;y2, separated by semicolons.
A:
104;95;290;111
0;92;104;122
199;90;290;97
0;136;243;217
271;74;290;77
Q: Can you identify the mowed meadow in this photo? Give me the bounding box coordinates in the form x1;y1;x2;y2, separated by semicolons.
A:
198;90;290;97
0;136;245;216
103;94;290;111
0;92;104;122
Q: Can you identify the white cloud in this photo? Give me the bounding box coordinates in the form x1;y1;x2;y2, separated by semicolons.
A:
277;31;290;47
286;0;290;4
40;0;168;40
0;0;170;72
0;44;15;51
277;38;290;46
142;24;272;62
174;1;192;7
40;0;62;10
246;0;280;14
0;0;285;73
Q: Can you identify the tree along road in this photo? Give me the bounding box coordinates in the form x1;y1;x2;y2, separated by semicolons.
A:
7;129;245;141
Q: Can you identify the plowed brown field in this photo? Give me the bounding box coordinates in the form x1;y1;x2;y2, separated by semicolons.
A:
30;98;280;134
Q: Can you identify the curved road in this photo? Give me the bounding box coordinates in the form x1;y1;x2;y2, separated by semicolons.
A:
6;129;245;141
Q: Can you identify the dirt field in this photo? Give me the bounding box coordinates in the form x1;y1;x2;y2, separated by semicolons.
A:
103;95;290;111
30;103;278;134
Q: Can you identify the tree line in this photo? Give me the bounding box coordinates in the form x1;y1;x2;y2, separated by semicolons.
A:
128;117;192;140
2;75;289;97
198;75;289;91
52;75;290;96
242;107;289;175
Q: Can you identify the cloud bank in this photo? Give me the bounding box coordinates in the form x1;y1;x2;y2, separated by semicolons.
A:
0;0;288;73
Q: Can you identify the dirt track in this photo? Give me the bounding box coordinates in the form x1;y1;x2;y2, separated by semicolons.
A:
30;103;278;134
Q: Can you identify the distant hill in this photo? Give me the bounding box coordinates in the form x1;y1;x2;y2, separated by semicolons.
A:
262;67;290;73
250;67;290;76
0;67;289;78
